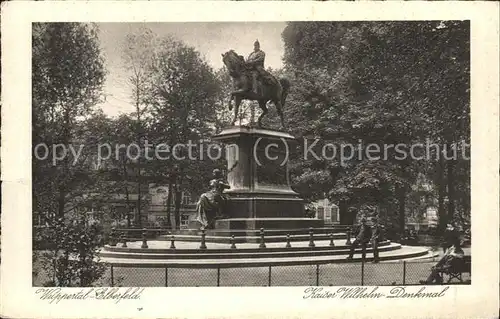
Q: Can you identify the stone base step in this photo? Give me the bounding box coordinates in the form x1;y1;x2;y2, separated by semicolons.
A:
100;244;432;267
101;240;397;260
390;250;440;262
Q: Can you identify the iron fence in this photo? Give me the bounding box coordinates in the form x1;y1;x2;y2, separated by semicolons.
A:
32;226;470;287
98;260;470;287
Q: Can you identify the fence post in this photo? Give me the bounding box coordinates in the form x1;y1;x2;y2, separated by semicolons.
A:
316;264;320;286
361;260;365;286
200;229;207;250
217;266;221;287
402;261;406;285
285;234;292;248
120;232;127;248
109;228;117;246
259;228;266;249
308;227;315;248
268;265;272;286
141;228;148;249
110;264;114;287
345;228;352;246
170;235;176;249
230;235;236;249
165;267;168;287
329;233;335;247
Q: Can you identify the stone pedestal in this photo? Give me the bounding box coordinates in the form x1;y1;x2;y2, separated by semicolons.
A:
210;126;324;235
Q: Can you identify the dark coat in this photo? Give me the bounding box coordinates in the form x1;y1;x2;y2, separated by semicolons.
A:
371;224;381;242
355;224;372;243
442;228;460;248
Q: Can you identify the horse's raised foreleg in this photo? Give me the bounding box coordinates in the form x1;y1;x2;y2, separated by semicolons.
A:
257;100;268;128
229;87;249;113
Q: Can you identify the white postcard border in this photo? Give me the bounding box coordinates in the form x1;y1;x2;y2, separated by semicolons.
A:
1;1;499;318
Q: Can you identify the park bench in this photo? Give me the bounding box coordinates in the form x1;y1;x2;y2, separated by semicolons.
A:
437;255;471;283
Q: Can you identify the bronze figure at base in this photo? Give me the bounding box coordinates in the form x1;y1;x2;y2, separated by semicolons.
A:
194;169;230;230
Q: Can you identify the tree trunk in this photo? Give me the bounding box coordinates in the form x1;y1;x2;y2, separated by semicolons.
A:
438;155;447;232
136;172;142;228
446;154;455;224
174;184;181;230
122;160;131;228
57;108;71;218
462;183;470;223
397;186;406;238
57;187;66;218
166;178;173;229
125;189;131;228
338;200;348;225
135;83;143;228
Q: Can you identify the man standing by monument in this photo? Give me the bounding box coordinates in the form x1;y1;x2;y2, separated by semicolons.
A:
371;218;381;263
346;217;372;261
246;39;266;94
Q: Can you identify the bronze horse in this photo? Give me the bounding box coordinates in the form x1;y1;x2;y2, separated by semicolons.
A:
221;50;290;128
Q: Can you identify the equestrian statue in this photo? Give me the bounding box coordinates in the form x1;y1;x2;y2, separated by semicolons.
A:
222;40;290;128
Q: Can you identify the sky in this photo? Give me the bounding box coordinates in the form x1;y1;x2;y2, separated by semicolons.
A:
96;22;287;117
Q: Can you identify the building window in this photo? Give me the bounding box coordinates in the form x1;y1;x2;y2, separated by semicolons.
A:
316;206;324;219
180;214;189;227
324;206;332;221
331;206;339;222
182;193;192;205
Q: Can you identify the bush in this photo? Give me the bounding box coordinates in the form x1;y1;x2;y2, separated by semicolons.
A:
35;214;107;287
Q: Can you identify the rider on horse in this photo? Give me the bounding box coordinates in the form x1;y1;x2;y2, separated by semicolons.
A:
246;40;267;95
221;44;290;128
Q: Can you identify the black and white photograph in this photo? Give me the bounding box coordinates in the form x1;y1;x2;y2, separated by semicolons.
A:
29;19;473;288
1;2;499;319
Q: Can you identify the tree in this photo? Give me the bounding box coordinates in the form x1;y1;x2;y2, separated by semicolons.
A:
281;21;470;236
214;67;234;132
32;23;107;286
121;27;160;227
32;22;106;219
142;36;222;229
89;113;140;228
